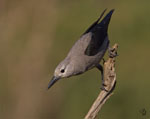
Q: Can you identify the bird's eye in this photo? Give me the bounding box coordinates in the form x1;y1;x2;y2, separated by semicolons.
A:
60;69;65;73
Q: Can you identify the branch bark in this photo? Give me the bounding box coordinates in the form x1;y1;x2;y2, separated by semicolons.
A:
84;43;118;119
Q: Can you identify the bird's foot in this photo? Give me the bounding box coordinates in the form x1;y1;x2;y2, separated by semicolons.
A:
108;47;118;58
100;83;109;92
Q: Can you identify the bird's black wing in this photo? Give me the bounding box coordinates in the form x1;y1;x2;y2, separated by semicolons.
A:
84;9;114;56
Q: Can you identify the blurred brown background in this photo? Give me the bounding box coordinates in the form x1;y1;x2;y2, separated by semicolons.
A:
0;0;150;119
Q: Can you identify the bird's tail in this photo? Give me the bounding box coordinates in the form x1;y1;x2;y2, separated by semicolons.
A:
98;9;115;32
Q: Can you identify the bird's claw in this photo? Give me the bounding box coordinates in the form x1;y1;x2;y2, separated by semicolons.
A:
101;86;109;92
100;83;109;92
108;47;118;58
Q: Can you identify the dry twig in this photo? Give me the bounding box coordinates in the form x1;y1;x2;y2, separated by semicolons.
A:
84;44;118;119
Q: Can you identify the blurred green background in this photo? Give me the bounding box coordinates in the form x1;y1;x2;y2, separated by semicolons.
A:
0;0;150;119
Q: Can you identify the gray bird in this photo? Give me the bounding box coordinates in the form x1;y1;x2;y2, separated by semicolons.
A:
48;9;114;89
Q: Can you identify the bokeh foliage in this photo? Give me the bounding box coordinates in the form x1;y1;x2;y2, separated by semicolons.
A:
0;0;150;119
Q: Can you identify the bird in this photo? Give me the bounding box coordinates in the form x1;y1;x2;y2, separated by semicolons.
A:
48;9;114;90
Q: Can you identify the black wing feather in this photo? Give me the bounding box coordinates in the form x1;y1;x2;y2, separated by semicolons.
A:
84;9;114;56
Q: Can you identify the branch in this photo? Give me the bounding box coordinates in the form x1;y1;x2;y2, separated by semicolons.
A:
84;43;118;119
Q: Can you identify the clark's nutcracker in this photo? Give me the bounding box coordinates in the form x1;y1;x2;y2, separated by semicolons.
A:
48;9;114;90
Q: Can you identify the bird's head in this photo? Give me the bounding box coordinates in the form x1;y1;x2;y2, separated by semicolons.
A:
48;59;74;89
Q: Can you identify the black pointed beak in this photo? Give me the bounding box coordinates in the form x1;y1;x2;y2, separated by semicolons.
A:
48;76;60;89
